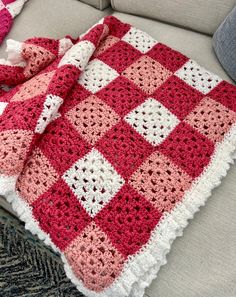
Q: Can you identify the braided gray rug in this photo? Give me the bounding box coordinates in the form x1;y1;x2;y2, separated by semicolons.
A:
0;207;84;297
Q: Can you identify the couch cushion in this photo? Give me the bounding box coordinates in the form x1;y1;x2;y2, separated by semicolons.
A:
0;0;112;57
213;6;236;82
111;0;236;35
80;0;110;10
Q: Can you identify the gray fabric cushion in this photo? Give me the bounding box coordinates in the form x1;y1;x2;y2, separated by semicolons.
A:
111;0;236;35
80;0;110;10
213;6;236;82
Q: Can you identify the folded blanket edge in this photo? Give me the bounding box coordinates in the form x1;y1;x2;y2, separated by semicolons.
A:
2;123;236;297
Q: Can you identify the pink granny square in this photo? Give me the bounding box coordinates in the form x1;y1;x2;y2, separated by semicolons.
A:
130;151;193;213
185;97;236;143
122;55;172;95
65;222;125;292
66;95;120;145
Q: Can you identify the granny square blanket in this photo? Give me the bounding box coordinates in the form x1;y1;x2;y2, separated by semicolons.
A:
0;0;28;45
0;16;236;297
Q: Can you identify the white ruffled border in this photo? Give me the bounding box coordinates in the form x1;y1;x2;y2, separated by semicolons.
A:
1;123;236;297
61;124;236;297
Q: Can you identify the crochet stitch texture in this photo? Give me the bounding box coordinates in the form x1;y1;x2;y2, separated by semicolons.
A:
0;16;236;297
0;0;28;44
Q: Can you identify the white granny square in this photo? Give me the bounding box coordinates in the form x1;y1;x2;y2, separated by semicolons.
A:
175;59;222;94
125;98;180;146
122;27;157;53
78;59;119;93
63;148;125;217
59;40;95;70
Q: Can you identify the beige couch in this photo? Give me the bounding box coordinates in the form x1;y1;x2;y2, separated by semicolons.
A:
0;0;236;296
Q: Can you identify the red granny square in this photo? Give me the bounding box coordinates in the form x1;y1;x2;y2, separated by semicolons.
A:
98;40;142;73
103;16;131;38
95;184;162;258
39;117;91;174
148;43;188;72
153;75;203;120
32;179;92;251
0;95;45;131
96;120;154;179
208;80;236;112
159;122;215;178
97;76;147;117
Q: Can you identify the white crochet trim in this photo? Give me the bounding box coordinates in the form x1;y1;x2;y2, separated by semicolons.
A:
59;40;95;70
2;123;236;297
58;38;73;56
0;174;17;195
0;39;26;67
6;39;25;65
6;0;28;18
0;102;8;115
35;94;63;134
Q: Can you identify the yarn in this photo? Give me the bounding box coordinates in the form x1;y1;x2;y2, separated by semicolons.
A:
0;16;236;297
0;0;28;45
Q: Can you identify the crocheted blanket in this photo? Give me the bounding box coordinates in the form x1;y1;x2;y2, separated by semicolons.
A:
0;0;28;45
0;16;236;297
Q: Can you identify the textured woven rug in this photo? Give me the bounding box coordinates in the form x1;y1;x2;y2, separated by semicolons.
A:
0;206;84;297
